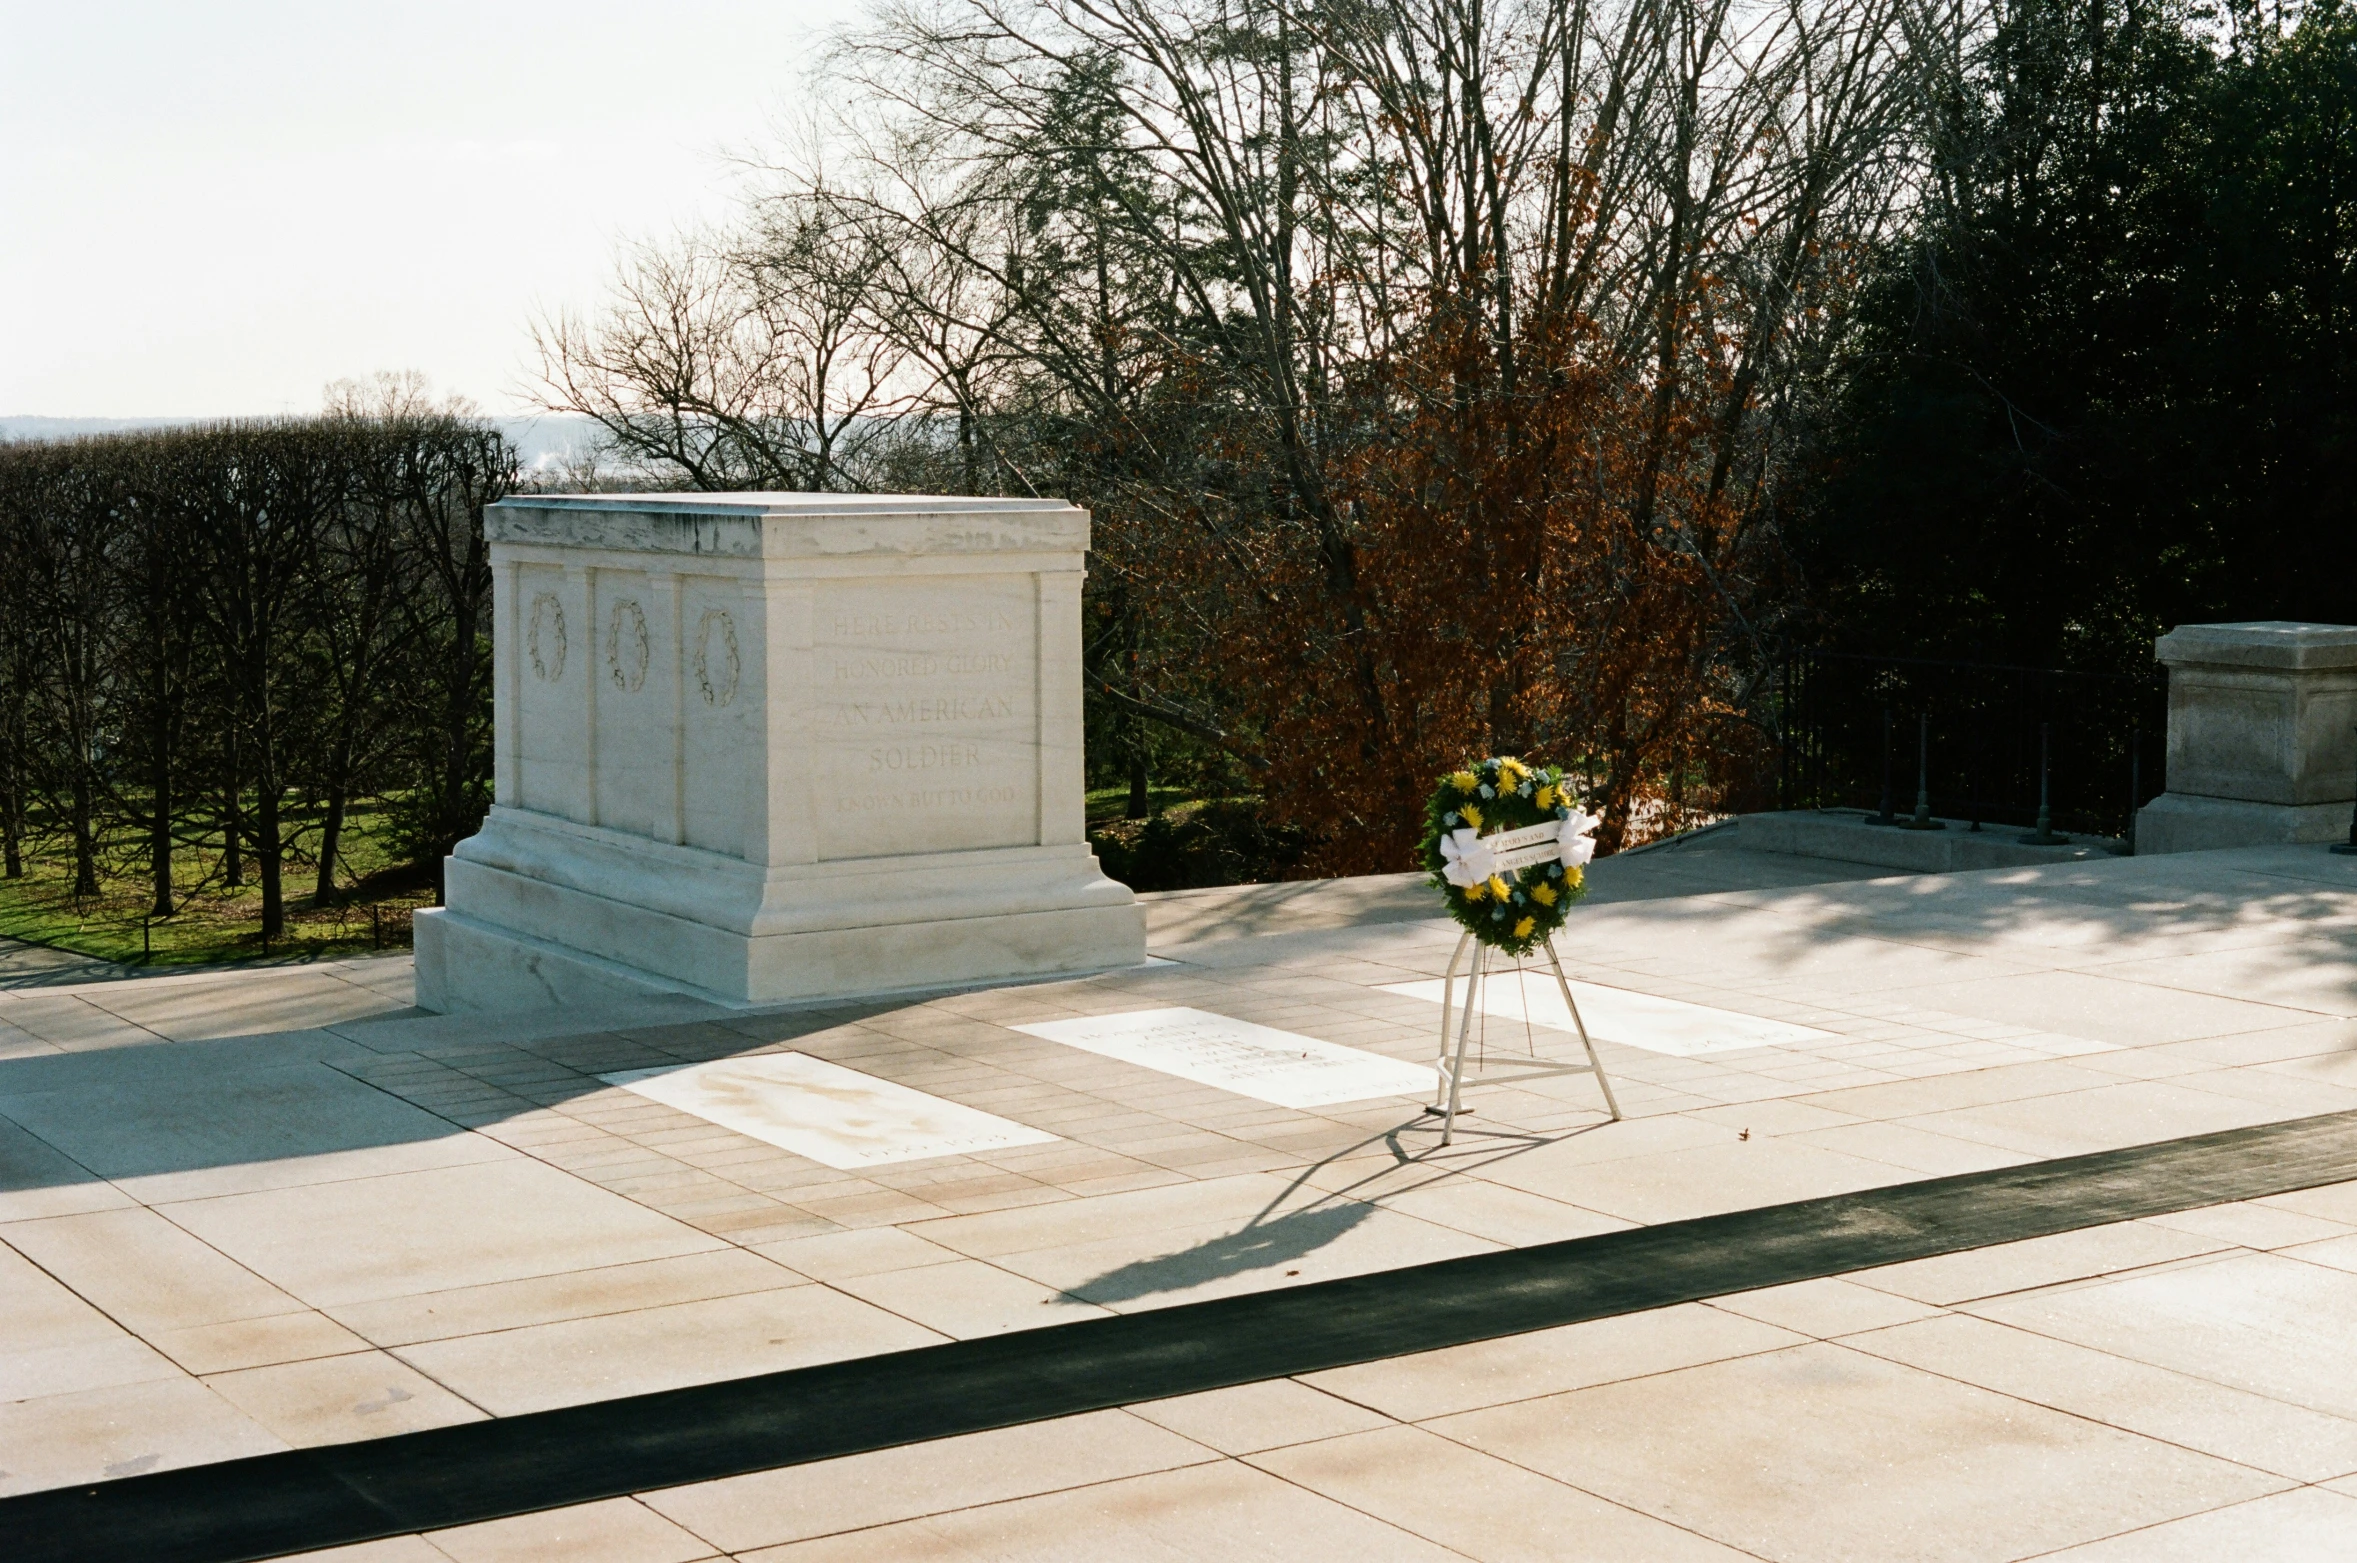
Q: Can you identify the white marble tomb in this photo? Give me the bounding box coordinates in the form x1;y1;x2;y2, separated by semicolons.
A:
413;493;1146;1011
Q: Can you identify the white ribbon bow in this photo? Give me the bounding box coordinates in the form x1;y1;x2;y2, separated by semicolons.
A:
1558;809;1600;870
1439;827;1498;888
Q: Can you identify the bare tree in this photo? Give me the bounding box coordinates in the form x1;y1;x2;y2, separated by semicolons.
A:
0;408;520;944
0;442;128;896
117;433;200;915
0;455;50;878
531;0;1948;857
384;412;513;894
799;0;1936;851
179;424;345;938
309;396;420;903
529;197;916;491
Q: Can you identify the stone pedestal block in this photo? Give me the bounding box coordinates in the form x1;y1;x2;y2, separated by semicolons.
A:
413;493;1145;1012
2134;621;2357;854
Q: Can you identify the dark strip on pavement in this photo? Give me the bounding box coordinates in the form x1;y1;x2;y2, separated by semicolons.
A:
14;1105;2357;1563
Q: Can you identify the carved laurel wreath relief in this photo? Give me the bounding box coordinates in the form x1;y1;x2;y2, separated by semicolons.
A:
694;608;741;707
606;599;650;693
527;592;567;683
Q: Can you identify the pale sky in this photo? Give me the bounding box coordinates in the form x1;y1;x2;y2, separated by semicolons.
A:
2;2;865;418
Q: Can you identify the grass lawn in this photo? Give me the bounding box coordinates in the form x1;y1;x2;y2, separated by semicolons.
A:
1082;783;1197;823
0;801;438;967
0;785;1290;964
1084;791;1307;890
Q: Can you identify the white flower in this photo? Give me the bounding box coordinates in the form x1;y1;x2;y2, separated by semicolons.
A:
1558;809;1600;870
1439;827;1499;888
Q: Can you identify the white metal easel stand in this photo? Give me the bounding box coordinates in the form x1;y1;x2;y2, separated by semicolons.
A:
1431;929;1621;1145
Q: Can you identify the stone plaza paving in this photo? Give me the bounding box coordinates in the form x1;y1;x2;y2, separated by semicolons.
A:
8;834;2357;1558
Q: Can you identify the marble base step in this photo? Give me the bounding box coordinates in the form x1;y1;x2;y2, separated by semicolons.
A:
1737;810;2125;873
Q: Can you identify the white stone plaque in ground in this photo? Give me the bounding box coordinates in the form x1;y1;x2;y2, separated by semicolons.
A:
600;1053;1057;1169
1011;1007;1435;1109
1381;972;1838;1058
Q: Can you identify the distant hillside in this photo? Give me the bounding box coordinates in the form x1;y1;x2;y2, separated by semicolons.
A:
0;416;206;441
0;414;606;476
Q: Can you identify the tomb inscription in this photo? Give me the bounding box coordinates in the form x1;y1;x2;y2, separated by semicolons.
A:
814;577;1037;858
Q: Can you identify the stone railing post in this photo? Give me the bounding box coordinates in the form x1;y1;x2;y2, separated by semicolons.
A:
2135;621;2357;854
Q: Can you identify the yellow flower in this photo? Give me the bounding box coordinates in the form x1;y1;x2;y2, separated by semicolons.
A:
1463;879;1487;902
1450;770;1479;794
1513;917;1535;939
1499;756;1527;782
1531;882;1557;906
1461;803;1483;830
1535;785;1555;810
1566;865;1584;891
1487;874;1510;900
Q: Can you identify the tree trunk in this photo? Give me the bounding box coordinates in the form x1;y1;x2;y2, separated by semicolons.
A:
253;701;284;939
223;729;244;889
953;389;976;495
149;712;173;917
255;789;283;937
1;717;22;879
314;767;347;906
70;761;98;898
1127;730;1150;819
66;635;100;896
1125;638;1149;818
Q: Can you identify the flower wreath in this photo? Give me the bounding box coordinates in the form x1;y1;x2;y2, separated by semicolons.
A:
1417;755;1599;954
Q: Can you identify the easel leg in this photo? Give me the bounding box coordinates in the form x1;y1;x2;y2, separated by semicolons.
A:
1543;937;1622;1121
1443;941;1481;1146
1434;930;1469;1113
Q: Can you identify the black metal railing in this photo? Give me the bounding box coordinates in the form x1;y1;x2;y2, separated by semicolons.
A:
1776;649;2166;842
